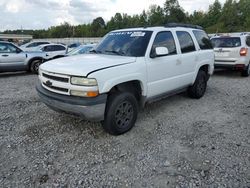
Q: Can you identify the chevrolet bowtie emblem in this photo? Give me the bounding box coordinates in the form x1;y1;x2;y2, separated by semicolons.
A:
45;80;52;87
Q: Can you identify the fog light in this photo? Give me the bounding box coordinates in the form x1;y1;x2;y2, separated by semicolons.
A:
70;90;99;97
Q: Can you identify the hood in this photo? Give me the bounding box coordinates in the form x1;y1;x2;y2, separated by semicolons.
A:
40;54;136;77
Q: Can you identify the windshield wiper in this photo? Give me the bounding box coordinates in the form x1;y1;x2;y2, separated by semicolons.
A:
104;50;125;56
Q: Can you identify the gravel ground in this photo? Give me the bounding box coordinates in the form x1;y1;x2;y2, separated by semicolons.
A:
0;70;249;188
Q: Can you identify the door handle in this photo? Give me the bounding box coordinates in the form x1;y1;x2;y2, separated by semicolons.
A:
2;54;9;57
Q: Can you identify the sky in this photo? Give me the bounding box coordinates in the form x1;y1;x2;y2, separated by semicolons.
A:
0;0;226;31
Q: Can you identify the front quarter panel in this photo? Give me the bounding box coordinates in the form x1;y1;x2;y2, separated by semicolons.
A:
88;57;147;96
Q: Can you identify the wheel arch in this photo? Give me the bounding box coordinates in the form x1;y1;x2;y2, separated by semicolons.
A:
28;57;44;68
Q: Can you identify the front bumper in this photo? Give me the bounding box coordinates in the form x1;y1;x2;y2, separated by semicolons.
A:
36;83;107;121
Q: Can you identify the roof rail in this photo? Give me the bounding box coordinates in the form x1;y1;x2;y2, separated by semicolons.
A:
164;23;203;30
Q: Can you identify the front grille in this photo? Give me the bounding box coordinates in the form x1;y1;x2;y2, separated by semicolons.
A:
43;82;68;92
42;73;69;83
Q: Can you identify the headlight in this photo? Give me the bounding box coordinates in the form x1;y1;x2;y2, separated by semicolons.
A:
71;76;97;86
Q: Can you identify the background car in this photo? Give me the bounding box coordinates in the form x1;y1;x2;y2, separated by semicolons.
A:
67;42;82;52
37;44;67;59
0;41;47;73
211;33;250;77
20;41;50;52
66;44;95;56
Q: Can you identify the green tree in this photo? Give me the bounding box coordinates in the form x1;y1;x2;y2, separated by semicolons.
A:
164;0;187;23
147;5;165;26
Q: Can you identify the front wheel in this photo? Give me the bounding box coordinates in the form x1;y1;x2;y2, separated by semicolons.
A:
241;64;250;77
102;92;138;135
30;59;42;74
188;70;208;99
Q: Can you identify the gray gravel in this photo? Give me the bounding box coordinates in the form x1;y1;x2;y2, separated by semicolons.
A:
0;70;249;188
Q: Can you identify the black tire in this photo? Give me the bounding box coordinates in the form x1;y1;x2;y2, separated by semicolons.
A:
188;70;207;99
30;59;42;74
241;64;250;77
102;92;138;135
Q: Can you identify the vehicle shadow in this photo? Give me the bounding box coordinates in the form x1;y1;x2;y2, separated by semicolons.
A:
213;69;241;78
0;71;33;78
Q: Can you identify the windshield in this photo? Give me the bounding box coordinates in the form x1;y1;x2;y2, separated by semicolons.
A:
95;30;153;57
67;45;94;55
211;37;241;48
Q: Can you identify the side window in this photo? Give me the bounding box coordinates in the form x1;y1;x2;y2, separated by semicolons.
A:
7;44;18;53
0;43;9;53
176;31;196;53
193;30;213;50
151;31;177;57
54;45;66;51
43;46;53;52
246;37;250;47
0;43;18;53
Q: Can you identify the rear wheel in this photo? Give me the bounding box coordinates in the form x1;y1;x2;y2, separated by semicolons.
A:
30;59;42;74
102;92;138;135
188;70;207;99
241;64;250;77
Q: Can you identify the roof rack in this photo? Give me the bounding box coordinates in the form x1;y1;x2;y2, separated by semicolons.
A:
164;23;203;30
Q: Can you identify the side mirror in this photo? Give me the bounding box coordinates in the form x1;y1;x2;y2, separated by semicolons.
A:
155;47;169;56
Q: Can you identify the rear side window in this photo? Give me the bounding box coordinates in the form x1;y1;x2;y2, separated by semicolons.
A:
151;31;177;57
176;31;196;53
246;37;250;47
193;30;213;50
54;45;66;51
43;46;53;52
211;37;241;48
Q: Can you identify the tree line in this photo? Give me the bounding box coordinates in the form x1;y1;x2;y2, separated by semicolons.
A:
2;0;250;38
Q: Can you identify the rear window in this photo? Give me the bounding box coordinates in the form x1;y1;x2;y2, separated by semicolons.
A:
211;37;241;48
246;37;250;47
193;30;213;50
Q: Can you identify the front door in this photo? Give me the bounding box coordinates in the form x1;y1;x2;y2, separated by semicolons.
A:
146;31;183;98
0;43;27;72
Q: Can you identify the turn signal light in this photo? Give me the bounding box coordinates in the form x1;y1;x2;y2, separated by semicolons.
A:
70;90;99;97
240;47;248;56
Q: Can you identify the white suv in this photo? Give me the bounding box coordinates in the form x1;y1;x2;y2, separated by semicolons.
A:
211;33;250;77
36;24;214;135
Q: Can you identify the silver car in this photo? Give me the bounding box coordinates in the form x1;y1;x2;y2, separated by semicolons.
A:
0;41;47;74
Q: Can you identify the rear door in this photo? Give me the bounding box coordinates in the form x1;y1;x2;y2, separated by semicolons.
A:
0;43;27;72
175;30;198;84
211;37;241;64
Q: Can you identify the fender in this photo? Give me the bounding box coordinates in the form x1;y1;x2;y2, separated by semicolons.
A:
28;57;45;66
101;73;147;96
192;60;214;84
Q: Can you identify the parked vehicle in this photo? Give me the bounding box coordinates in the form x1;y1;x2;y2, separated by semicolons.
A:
20;41;50;52
67;42;82;52
0;41;47;73
36;24;214;135
211;33;250;77
66;44;95;56
36;44;67;60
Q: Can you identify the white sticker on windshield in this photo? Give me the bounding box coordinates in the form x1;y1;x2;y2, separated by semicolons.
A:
130;32;146;37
